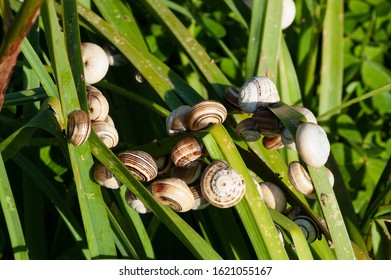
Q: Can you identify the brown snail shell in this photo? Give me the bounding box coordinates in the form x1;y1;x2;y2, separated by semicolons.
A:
200;160;246;208
252;109;282;138
262;135;284;150
87;85;109;121
257;181;287;213
93;162;122;189
235;118;261;142
118;150;158;182
166;105;191;136
91;120;119;148
170;164;202;185
171;136;204;168
150;178;195;212
67;109;91;146
186;100;227;131
125;188;151;214
189;185;210;210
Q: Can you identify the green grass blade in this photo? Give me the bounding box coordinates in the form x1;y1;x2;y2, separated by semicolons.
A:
0;152;28;260
3;88;48;107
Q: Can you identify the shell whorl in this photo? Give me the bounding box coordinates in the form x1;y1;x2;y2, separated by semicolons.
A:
118;150;158;182
186;100;227;131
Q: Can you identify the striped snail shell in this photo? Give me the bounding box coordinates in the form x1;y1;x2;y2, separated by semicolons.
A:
154;155;173;177
92;120;119;148
189;185;210;210
87;85;109;121
125;188;151;214
292;215;320;243
223;86;241;110
67;109;91;146
257;181;287;213
200;160;246;208
235;118;261;142
288;161;334;199
170;164;202;185
166;105;191;136
93;162;122;189
186;100;227;131
262;135;284;150
118;150;158;182
252;109;282;138
171;136;204;168
150;177;195;212
238;76;280;113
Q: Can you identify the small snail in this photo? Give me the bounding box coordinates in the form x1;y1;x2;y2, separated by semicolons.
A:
154;155;173;177
235;118;261;142
189;185;210;210
93;162;122;189
67;109;91;146
125;188;151;214
292;215;320;243
281;0;296;30
171;136;204;168
91;120;119;148
150;177;195;212
262;135;284;150
288;161;335;199
252;109;282;137
81;42;110;84
186;100;227;131
118;150;158;182
257;181;287;213
238;76;280;113
296;122;330;167
165;105;191;136
200;160;246;208
170;164;202;185
223;86;241;110
87;85;109;121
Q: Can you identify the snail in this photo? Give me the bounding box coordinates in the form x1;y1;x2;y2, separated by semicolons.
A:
125;188;151;214
87;85;109;121
296;122;330;167
235;118;261;142
153;155;173;177
200;160;246;208
281;0;296;30
189;185;210;210
251;109;282;137
118;150;158;182
103;44;127;67
292;215;320;243
171;136;204;168
81;42;110;84
238;76;280;113
170;164;202;185
93;162;122;189
223;86;241;110
257;181;287;213
262;135;284;150
288;161;335;199
91;120;119;148
150;177;195;212
186;100;227;131
165;105;191;136
67;109;91;146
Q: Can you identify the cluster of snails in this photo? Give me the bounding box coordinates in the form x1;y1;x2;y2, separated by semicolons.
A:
67;85;119;148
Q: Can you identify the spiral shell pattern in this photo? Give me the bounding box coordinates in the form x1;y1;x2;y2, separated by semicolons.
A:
92;120;119;148
171;137;204;168
186;100;227;131
118;150;158;182
292;216;320;243
87;85;109;121
67;109;91;146
93;162;122;189
235;118;261;142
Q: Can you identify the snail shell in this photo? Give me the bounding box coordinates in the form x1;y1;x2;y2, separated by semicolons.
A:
103;44;127;67
165;105;191;136
262;135;284;150
200;160;246;208
150;178;195;212
292;215;320;243
118;150;158;182
282;0;296;30
125;188;151;214
81;42;109;84
281;126;297;150
170;164;202;185
92;120;119;148
186;100;227;131
252;109;282;137
154;155;173;176
296;122;330;167
87;85;109;121
171;136;204;168
67;109;91;146
189;185;210;210
257;181;287;213
238;76;280;113
288;161;334;199
293;105;317;124
235;118;261;142
93;162;122;189
223;86;241;110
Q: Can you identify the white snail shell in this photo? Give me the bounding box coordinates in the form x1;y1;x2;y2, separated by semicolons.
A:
292;215;320;243
186;100;227;131
282;0;296;30
238;76;280;113
93;162;122;189
288;161;334;199
118;150;158;182
81;42;110;84
262;135;284;150
296;123;330;167
165;105;191;136
257;181;287;213
200;160;246;208
87;85;109;121
67;109;91;146
125;189;151;214
189;185;210;210
150;178;195;212
91;120;119;148
235;118;261;142
171;136;204;168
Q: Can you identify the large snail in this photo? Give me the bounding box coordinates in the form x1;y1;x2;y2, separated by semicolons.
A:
186;100;227;131
81;42;110;84
118;150;158;182
170;136;204;168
